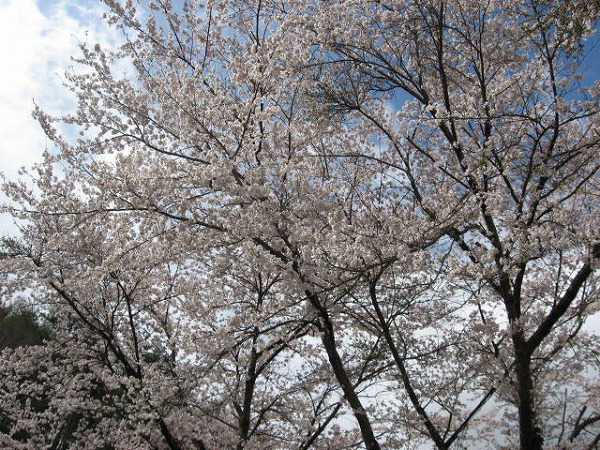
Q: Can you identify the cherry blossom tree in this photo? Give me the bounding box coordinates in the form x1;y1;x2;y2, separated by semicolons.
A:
284;0;600;448
0;0;599;449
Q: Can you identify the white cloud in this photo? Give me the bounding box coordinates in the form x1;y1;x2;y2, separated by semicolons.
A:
0;0;122;233
0;0;50;173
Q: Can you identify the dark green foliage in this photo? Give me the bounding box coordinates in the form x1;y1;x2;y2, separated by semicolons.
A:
0;305;50;349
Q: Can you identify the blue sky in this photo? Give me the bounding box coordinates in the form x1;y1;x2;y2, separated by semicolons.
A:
581;35;600;87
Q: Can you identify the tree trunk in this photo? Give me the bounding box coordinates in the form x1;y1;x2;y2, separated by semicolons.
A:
307;291;381;450
319;323;382;450
512;332;544;450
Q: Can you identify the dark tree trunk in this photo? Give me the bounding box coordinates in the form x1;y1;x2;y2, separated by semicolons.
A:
307;291;381;450
512;331;543;450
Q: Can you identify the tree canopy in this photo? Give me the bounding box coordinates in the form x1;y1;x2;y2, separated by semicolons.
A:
1;1;599;449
